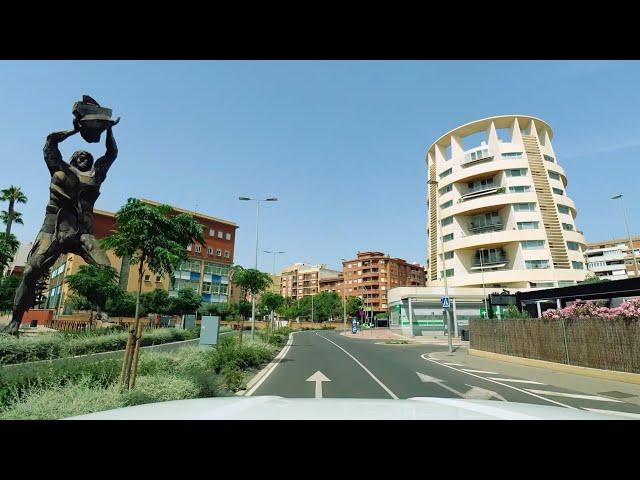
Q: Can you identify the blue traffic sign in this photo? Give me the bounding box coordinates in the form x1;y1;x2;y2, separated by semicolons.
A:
440;297;451;309
352;318;358;334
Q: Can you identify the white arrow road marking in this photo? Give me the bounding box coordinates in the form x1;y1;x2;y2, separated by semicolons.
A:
416;373;506;401
488;378;546;385
420;354;579;410
584;408;640;419
463;385;507;401
416;372;465;398
525;389;624;403
306;371;331;399
461;369;499;374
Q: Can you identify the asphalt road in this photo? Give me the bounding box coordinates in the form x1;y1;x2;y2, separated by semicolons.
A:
248;330;640;418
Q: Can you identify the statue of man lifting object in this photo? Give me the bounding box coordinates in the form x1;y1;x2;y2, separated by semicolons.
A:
3;96;120;334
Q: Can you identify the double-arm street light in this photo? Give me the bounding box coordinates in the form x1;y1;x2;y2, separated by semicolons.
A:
341;258;349;333
427;179;453;353
611;194;639;277
239;196;278;340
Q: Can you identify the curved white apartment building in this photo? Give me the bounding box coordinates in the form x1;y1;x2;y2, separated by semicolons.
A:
426;115;588;289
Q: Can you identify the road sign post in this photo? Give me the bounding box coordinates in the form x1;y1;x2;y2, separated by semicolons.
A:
440;296;452;353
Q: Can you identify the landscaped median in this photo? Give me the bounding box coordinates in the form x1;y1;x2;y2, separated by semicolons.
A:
0;327;292;419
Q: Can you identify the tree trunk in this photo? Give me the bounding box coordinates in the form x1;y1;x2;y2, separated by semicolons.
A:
5;199;14;238
123;263;144;389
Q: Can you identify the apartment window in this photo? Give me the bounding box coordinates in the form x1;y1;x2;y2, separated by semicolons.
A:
440;268;454;278
501;152;523;158
558;280;576;287
443;233;454;242
548;171;561;181
509;185;531;193
195;245;201;253
558;204;570;214
544;155;555;163
441;216;453;226
155;276;161;282
224;250;230;258
525;260;550;269
514;203;536;212
207;247;213;255
465;148;491;163
506;168;528;177
439;184;452;195
572;261;584;270
444;251;454;260
467;178;494;193
440;200;453;209
209;229;215;237
225;233;231;240
217;231;223;239
552;187;564;195
439;168;452;179
470;211;501;231
567;241;580;251
216;249;222;256
562;223;574;231
517;221;539;230
521;240;545;250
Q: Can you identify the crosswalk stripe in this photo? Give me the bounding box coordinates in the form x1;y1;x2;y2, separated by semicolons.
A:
461;369;499;374
488;378;545;385
526;389;623;403
584;408;640;419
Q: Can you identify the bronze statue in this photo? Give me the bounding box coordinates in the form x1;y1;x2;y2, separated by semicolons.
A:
3;96;119;334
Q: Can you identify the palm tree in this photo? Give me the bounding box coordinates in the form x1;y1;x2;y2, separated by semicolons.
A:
0;186;28;238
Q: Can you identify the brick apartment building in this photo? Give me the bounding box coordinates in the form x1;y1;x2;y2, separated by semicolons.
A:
280;263;341;300
44;199;238;315
341;252;426;314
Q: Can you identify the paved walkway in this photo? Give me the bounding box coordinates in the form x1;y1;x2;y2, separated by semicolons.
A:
341;328;468;346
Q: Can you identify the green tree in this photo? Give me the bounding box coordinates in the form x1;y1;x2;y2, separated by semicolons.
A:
346;296;364;317
101;198;204;389
0;185;28;238
259;292;285;333
231;266;273;341
580;274;609;284
0;275;21;312
106;291;139;318
312;291;342;322
65;264;122;325
0;233;19;272
140;288;170;315
167;288;202;316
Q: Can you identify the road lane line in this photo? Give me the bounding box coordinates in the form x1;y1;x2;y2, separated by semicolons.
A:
421;354;578;410
316;333;399;400
584;408;640;419
442;363;465;366
489;378;546;385
525;389;623;403
461;369;499;374
245;332;296;397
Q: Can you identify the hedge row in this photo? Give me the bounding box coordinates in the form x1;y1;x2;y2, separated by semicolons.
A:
0;328;200;366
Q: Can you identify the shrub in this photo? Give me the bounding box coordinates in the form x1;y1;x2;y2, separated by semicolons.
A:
222;366;244;392
121;375;200;406
542;298;640;321
0;380;123;420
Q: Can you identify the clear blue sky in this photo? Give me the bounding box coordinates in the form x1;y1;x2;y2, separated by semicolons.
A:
2;60;640;273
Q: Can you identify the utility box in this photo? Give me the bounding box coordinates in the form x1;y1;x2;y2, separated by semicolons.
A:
182;314;196;330
199;316;220;346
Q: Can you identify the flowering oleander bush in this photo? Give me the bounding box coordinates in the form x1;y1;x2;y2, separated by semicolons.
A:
541;298;640;320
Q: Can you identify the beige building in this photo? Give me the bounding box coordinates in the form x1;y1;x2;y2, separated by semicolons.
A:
280;263;341;300
426;115;588;289
585;236;640;279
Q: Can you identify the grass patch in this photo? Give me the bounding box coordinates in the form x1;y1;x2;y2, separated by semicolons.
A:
383;340;409;344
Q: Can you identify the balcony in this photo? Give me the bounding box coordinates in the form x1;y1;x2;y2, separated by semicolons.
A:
471;251;508;270
460;186;505;202
462;148;494;168
468;222;504;235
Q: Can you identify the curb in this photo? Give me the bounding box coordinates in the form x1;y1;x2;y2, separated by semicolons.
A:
469;348;640;385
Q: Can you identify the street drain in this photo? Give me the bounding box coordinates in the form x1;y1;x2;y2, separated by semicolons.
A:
598;391;637;399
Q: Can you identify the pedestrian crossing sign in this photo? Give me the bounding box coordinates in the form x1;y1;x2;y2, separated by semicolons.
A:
441;297;450;309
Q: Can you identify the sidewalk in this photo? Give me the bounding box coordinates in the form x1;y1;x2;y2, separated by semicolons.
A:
341;328;468;346
429;346;640;406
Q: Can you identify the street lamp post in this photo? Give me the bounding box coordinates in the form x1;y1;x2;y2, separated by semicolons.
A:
428;179;452;353
341;258;348;333
611;194;639;277
239;196;278;340
264;250;285;334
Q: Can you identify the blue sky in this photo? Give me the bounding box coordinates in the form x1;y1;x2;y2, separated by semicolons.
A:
2;60;639;272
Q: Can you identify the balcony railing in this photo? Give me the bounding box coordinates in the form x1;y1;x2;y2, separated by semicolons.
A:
472;254;508;269
462;148;494;167
459;186;505;202
468;222;504;234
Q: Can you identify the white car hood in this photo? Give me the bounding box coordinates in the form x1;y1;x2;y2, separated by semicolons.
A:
66;396;622;420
